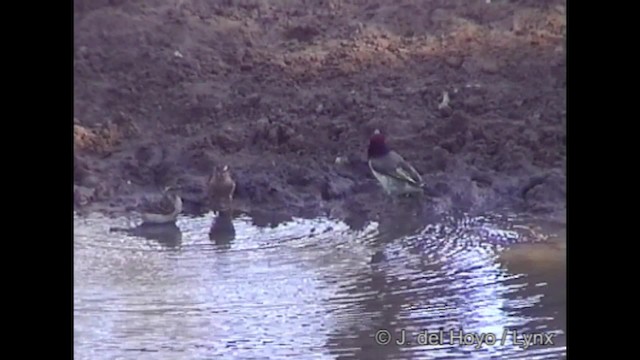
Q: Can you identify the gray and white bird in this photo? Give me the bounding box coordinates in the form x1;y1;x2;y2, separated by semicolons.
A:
139;186;183;224
367;129;424;196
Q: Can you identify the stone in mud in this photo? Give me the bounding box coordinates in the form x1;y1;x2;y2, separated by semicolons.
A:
470;171;494;188
254;118;294;147
74;155;90;183
182;146;216;174
283;25;320;43
431;8;450;23
113;111;140;137
423;146;450;172
82;174;101;188
135;145;165;167
470;126;487;142
93;183;112;201
74;125;99;152
437;111;470;138
431;182;452;196
210;130;244;153
439;133;467;155
445;55;464;69
128;153;176;188
326;120;349;141
287;134;307;153
74;185;95;207
478;56;500;74
472;182;499;210
152;160;178;188
522;171;566;208
266;127;280;143
255;117;271;134
321;176;356;201
438;104;453;118
462;95;485;115
286;168;314;187
237;177;274;204
245;93;261;107
262;123;296;146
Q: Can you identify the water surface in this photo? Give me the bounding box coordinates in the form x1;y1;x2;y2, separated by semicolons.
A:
74;209;566;359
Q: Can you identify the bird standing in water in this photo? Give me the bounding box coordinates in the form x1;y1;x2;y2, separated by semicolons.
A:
367;129;424;197
207;165;236;211
139;186;183;224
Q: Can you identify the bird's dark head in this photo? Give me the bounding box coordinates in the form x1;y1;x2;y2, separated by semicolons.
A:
210;165;233;184
218;165;232;178
367;129;389;158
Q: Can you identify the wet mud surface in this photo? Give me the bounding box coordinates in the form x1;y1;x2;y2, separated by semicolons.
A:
74;0;566;223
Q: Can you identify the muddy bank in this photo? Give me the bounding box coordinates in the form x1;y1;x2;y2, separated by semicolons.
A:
74;0;566;225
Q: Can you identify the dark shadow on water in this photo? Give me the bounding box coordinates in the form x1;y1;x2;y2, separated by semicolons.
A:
246;209;294;228
343;213;369;232
337;193;444;234
209;210;237;250
109;223;182;249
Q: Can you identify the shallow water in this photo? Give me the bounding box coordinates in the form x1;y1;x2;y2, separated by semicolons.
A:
74;209;566;360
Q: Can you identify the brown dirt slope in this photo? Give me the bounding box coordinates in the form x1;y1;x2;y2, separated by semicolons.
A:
74;0;566;223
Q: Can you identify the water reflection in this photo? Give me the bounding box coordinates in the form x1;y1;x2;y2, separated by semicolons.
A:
110;222;182;249
497;237;567;353
248;209;293;228
208;210;236;249
376;205;427;242
75;211;566;359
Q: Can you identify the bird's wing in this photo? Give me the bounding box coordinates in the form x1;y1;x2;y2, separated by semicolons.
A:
140;194;175;215
370;151;423;186
393;152;424;185
207;173;216;187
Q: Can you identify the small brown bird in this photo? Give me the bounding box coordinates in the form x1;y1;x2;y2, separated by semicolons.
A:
139;186;183;224
207;165;236;210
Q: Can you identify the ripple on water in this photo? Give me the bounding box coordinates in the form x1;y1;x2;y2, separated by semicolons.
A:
74;211;565;359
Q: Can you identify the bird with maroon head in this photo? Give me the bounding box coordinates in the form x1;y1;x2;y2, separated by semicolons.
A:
367;129;424;196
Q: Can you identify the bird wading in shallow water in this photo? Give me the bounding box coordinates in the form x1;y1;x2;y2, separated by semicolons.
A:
367;129;425;197
207;165;236;211
139;186;183;224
